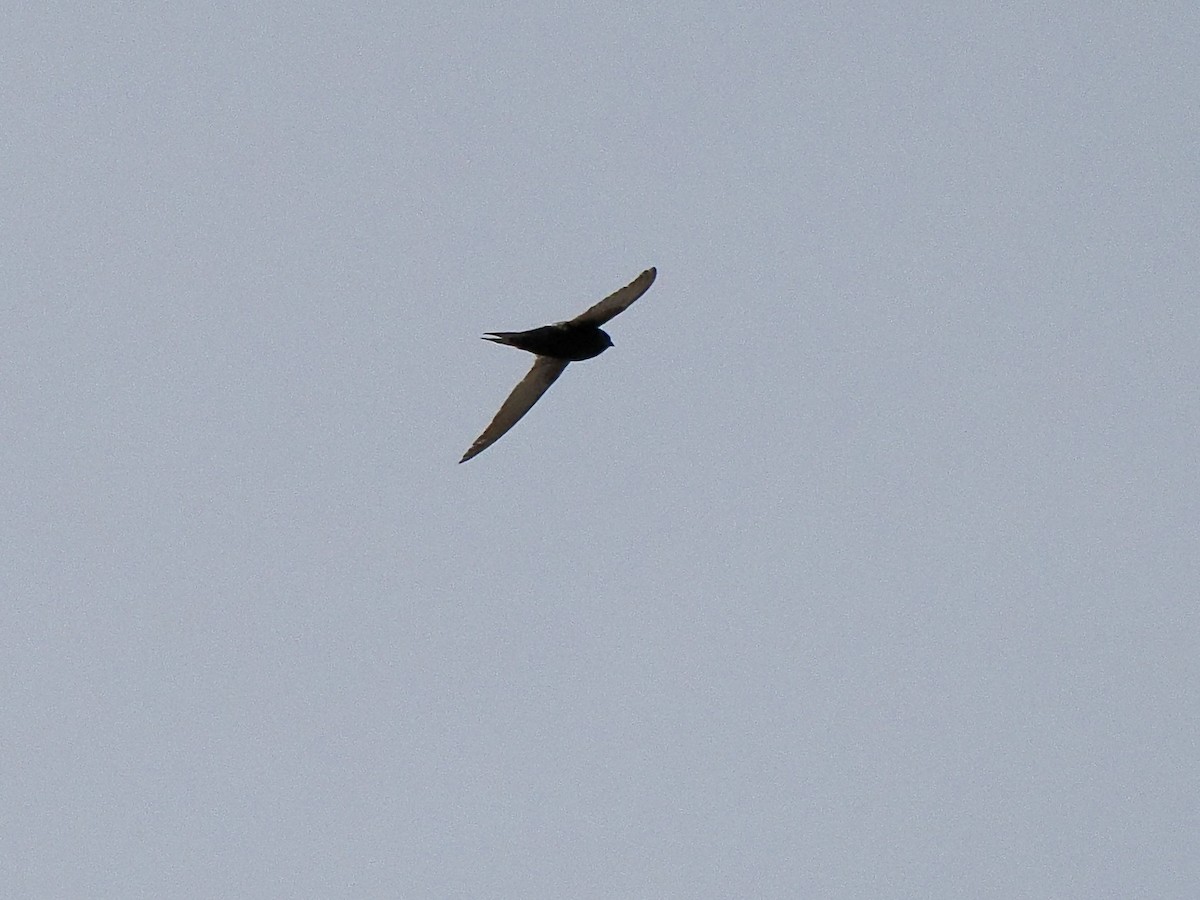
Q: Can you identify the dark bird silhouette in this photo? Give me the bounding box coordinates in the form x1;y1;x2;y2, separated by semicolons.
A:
460;267;657;463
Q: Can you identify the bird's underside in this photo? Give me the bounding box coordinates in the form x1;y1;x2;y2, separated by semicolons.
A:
460;267;656;463
483;323;612;361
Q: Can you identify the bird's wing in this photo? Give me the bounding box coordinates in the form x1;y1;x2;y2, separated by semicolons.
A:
460;356;571;463
567;267;657;327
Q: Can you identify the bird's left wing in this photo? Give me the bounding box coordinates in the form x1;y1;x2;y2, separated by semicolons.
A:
460;356;570;463
568;267;656;327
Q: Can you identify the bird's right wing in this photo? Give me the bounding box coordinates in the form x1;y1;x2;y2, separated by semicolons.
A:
460;356;570;463
568;267;657;326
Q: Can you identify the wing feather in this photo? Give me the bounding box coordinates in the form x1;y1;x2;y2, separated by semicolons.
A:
568;267;656;327
459;357;570;462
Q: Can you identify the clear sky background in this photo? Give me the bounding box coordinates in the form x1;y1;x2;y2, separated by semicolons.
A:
3;4;1197;897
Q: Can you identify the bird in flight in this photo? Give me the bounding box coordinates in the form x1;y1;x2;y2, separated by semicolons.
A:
460;267;657;463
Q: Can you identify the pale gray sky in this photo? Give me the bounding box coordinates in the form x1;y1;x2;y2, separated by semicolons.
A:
3;4;1198;897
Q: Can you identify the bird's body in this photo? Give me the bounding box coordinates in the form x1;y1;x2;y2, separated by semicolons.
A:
460;267;657;463
483;323;612;361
